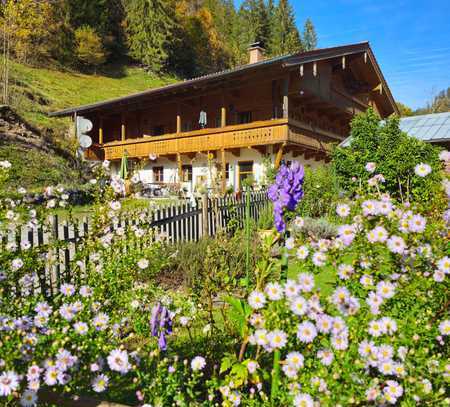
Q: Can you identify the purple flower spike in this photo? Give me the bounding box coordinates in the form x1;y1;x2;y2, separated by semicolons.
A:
269;162;305;232
158;331;167;351
149;302;173;351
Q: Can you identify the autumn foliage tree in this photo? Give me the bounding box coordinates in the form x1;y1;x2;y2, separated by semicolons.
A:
0;0;318;76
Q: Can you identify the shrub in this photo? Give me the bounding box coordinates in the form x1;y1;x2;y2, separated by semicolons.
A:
296;165;341;220
332;108;444;209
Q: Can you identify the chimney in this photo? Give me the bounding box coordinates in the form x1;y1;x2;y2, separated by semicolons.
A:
248;42;265;64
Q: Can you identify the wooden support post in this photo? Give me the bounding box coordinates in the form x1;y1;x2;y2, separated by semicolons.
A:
98;117;103;145
121;114;126;141
221;149;226;194
176;114;181;133
221;107;226;128
274;143;286;169
282;76;290;119
177;153;182;182
176;103;182;133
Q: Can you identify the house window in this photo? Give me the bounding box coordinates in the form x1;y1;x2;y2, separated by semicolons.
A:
181;165;192;182
238;161;253;188
153;125;165;136
225;163;230;180
153;166;164;182
238;111;252;124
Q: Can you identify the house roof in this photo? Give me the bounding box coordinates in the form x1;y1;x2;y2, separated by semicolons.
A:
398;112;450;143
49;41;398;118
340;111;450;147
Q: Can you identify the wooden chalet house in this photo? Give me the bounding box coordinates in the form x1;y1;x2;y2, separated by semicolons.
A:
50;42;398;192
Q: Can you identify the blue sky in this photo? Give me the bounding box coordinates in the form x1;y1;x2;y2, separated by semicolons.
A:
235;0;450;109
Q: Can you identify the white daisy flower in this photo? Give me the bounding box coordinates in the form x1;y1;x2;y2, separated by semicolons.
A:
293;393;314;407
265;282;283;301
290;296;308;316
0;371;19;396
296;245;309;260
285;351;304;369
336;203;350;217
92;374;109;393
284;279;300;298
20;390;37;407
248;291;266;309
414;163;432;177
365;162;376;173
438;320;450;336
268;330;287;349
297;321;317;343
191;356;206;371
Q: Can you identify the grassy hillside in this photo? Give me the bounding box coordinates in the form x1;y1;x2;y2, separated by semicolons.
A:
10;61;177;131
2;62;176;192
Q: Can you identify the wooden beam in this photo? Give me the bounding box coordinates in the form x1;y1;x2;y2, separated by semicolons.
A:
121;114;126;141
221;106;226;128
98;117;103;144
274;142;286;169
221;149;226;194
373;83;382;95
177;153;182;181
176;114;181;134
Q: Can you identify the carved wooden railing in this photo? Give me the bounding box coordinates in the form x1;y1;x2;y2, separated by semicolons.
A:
101;119;289;160
93;118;335;161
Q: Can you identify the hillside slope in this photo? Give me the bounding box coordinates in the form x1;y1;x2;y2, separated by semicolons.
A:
10;61;176;131
1;62;176;191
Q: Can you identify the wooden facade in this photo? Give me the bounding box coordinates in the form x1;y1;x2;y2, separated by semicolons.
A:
52;42;397;190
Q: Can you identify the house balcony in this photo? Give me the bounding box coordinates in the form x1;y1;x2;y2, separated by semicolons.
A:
88;118;337;162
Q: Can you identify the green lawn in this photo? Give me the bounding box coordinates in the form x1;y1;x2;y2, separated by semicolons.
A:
10;61;177;131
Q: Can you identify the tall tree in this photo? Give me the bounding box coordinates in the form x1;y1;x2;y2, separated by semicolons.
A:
268;0;302;56
122;0;176;73
74;26;107;73
302;18;317;51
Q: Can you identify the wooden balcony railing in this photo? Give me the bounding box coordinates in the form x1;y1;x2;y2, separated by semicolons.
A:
101;119;289;160
93;118;333;161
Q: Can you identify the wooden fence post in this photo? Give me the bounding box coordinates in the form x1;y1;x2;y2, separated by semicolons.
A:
201;194;209;237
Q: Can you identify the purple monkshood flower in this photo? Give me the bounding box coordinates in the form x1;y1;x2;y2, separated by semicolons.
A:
150;303;173;351
268;162;305;232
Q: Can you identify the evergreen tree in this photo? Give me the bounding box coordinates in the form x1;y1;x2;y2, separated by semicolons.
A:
239;0;270;46
268;0;302;56
122;0;176;73
302;18;317;51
